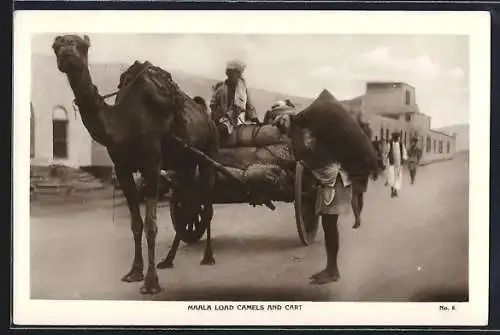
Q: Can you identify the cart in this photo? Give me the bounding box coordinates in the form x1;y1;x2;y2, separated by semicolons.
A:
166;124;321;247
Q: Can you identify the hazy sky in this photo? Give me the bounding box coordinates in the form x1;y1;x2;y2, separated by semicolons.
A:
33;33;469;128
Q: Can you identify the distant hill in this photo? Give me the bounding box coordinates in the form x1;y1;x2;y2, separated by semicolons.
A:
31;54;360;120
436;124;469;152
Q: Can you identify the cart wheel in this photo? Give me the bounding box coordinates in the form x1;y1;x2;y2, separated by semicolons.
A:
294;162;320;246
170;197;209;244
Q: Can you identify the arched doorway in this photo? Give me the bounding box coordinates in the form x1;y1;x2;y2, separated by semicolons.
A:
52;106;69;159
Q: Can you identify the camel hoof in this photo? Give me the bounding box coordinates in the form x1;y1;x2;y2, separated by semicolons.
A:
157;259;174;269
140;276;162;294
200;255;215;266
121;269;144;283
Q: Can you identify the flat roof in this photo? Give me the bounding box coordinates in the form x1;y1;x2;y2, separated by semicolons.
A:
429;129;456;138
366;81;415;89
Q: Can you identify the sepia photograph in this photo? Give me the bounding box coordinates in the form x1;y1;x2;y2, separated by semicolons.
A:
13;10;490;326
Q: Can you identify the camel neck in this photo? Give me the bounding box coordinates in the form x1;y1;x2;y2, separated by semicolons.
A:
66;66;110;145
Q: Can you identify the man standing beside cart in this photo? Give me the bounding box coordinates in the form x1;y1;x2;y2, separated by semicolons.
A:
273;90;379;285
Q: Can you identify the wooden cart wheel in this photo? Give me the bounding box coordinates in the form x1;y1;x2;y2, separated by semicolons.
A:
294;162;320;246
169;196;209;244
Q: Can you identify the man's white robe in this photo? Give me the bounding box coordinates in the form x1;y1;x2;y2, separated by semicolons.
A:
387;141;407;191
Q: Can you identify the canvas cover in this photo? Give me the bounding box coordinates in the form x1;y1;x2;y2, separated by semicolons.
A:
217;143;295;170
212;163;293;204
291;89;379;177
219;124;290;148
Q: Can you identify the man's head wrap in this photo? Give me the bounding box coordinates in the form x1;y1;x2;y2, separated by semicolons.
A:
226;59;246;73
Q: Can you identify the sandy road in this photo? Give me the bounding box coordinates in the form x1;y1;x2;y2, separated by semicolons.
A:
30;153;469;302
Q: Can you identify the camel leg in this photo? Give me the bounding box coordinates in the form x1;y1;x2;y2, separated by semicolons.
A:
115;165;145;283
199;161;216;266
139;157;162;294
158;163;198;268
157;233;181;269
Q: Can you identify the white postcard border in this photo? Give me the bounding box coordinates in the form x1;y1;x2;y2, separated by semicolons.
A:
13;10;491;326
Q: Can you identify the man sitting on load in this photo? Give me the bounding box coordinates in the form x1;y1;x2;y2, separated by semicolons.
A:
210;60;260;139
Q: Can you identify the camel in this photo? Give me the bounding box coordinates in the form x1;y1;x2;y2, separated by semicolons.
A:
52;34;219;294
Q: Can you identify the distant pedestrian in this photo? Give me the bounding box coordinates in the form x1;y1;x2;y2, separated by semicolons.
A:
387;131;408;197
407;137;422;185
351;117;377;229
382;139;390;186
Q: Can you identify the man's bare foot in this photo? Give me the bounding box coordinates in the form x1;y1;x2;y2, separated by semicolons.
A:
309;268;340;285
353;217;361;229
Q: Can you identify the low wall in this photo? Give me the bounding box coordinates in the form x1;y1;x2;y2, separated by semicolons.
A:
80;165;114;183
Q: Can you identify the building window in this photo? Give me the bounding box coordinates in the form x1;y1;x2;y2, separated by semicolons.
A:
433;139;437;153
53;106;69;159
30;102;35;158
447;142;450;153
380;127;384;141
404;131;407;146
439;140;443;154
420;136;424;151
426;136;431;153
405;113;411;122
405;90;411;105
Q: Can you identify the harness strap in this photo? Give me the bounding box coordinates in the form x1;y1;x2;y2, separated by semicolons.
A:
72;62;153;109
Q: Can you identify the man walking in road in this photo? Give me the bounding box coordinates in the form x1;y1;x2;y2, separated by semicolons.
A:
351;118;377;229
387;131;408;197
407;137;422;185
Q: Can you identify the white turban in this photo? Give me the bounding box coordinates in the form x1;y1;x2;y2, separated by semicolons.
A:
271;100;295;112
226;59;246;73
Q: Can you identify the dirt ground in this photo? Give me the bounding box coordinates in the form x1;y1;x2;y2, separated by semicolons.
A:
29;153;469;302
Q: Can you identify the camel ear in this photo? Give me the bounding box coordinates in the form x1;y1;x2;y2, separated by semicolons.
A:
83;35;91;46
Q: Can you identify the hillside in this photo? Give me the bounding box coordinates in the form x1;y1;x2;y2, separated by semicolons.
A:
32;54;357;119
436;124;469;152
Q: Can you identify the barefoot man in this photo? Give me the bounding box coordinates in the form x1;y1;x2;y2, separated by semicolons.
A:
351;118;378;229
273;103;378;285
407;137;422;185
297;127;352;284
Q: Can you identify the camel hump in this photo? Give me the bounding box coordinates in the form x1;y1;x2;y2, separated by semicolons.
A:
118;60;169;89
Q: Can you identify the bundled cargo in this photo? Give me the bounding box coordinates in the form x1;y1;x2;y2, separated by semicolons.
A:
220;124;290;148
213;163;293;204
291;89;379;177
217;143;296;170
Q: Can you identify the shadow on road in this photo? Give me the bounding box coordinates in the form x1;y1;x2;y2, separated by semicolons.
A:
409;287;469;302
178;235;307;254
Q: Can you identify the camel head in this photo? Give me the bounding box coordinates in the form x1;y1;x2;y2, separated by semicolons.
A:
52;34;91;73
